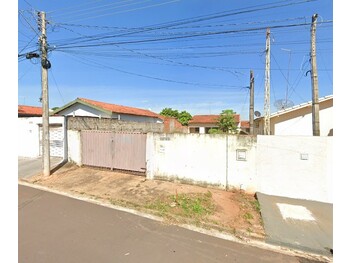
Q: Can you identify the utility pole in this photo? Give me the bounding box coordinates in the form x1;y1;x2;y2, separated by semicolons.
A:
249;70;254;135
38;11;51;176
310;14;320;136
264;28;271;135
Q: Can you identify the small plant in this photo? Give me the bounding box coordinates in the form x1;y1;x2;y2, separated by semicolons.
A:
250;200;261;213
243;212;254;220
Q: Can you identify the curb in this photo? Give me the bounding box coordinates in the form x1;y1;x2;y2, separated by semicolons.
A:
18;181;332;262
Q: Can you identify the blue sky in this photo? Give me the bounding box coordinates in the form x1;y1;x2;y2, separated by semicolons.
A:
18;0;333;120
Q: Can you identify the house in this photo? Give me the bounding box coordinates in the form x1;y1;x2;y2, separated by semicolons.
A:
161;116;188;133
18;105;42;117
188;114;241;134
254;95;333;136
238;120;250;135
18;105;66;158
53;97;163;123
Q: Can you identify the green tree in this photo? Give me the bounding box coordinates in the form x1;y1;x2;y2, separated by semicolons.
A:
160;108;179;118
159;108;192;126
177;111;192;126
217;109;237;133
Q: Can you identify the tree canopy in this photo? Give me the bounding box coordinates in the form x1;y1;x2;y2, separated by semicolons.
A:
217;109;237;133
160;108;192;126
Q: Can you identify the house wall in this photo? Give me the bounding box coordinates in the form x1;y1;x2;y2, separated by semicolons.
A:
18;118;40;157
273;102;333;136
188;124;218;134
18;116;66;158
163;117;188;133
58;104;111;118
256;135;332;203
255;98;333;136
146;133;257;192
67;116;164;133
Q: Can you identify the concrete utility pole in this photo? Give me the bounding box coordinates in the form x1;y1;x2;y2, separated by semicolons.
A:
38;11;51;176
249;70;254;135
264;28;271;135
310;14;320;136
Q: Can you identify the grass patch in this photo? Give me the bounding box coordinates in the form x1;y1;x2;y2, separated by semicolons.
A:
145;191;215;220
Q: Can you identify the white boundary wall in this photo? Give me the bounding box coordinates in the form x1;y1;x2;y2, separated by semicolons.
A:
67;130;82;165
256;135;332;203
18;116;67;159
66;132;332;203
146;133;332;203
146;133;257;192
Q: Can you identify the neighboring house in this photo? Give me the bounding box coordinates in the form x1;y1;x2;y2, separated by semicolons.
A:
161;116;188;133
254;95;333;136
18;105;42;117
188;114;241;134
18;107;67;158
53;97;163;123
238;120;250;135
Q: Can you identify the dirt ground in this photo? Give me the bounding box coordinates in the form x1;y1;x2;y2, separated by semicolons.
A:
22;163;266;241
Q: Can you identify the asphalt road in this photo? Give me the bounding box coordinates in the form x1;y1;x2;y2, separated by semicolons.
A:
18;157;62;179
18;185;325;263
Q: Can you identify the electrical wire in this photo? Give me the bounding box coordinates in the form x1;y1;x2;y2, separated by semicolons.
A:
60;0;181;23
48;0;319;48
49;69;66;104
63;52;245;89
52;21;332;50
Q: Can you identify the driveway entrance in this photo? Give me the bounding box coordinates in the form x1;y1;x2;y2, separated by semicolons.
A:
18;157;62;179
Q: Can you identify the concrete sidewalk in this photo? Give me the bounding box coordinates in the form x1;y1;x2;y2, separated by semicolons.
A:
256;192;333;257
18;157;63;179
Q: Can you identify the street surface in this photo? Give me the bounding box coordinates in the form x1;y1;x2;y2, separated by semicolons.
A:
19;185;325;263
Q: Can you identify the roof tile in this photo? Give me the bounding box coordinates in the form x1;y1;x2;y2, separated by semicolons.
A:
189;114;240;124
78;98;161;118
18;105;42;116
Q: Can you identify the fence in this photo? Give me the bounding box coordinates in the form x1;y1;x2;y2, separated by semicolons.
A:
67;132;333;203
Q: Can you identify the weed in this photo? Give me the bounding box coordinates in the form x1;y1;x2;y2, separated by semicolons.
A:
146;192;215;221
243;212;254;220
250;200;261;213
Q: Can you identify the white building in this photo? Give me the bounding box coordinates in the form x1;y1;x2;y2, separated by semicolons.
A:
254;95;333;136
53;97;163;123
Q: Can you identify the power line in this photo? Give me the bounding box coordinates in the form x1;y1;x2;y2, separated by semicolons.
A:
49;69;66;104
47;0;106;14
63;52;246;89
52;21;332;50
18;10;40;38
18;34;37;54
61;0;181;23
52;0;154;19
48;0;319;48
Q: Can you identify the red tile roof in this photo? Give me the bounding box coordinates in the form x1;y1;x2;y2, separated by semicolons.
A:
78;98;160;118
18;105;42;116
189;115;220;124
189;114;240;124
240;121;250;128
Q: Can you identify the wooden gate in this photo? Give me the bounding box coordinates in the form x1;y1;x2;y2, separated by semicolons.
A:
81;130;147;173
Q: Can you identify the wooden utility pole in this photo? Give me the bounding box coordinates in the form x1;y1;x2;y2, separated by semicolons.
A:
39;11;51;176
249;70;254;135
310;14;320;136
264;28;271;135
